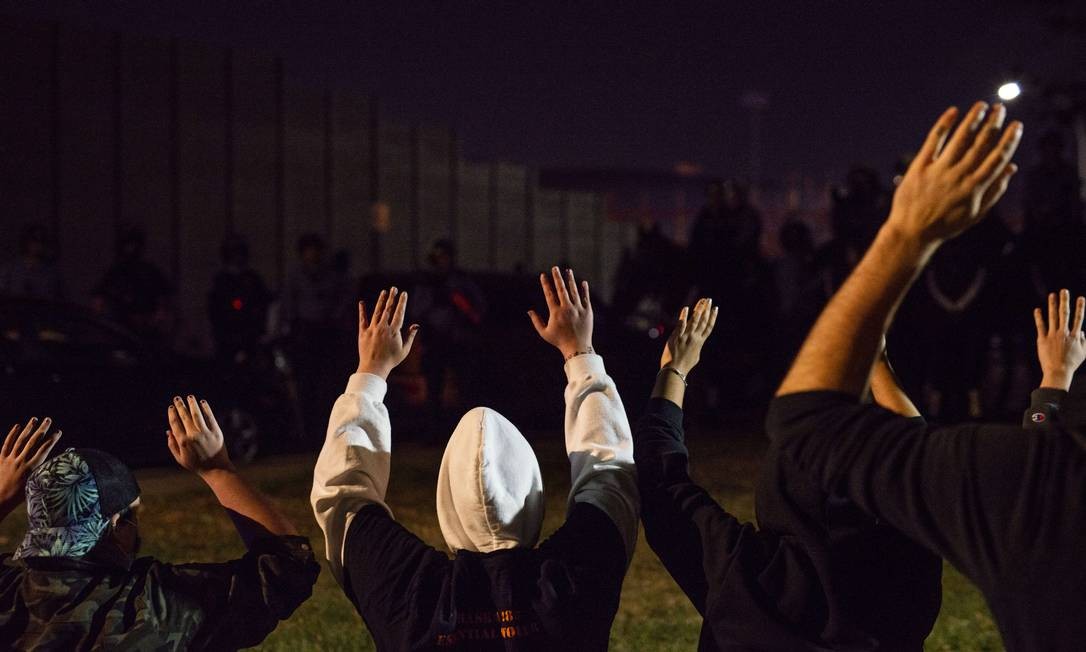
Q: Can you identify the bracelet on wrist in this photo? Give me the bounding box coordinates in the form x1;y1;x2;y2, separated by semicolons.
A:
659;366;688;387
564;346;595;361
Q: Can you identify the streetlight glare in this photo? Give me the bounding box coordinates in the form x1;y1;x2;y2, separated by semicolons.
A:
998;81;1022;101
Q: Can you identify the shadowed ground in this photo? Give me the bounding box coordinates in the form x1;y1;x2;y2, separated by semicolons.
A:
0;427;1002;651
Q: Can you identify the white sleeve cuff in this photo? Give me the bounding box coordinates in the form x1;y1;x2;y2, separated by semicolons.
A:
346;372;388;400
563;353;606;380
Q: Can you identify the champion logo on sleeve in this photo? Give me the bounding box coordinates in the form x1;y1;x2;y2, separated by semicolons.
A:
1031;412;1046;423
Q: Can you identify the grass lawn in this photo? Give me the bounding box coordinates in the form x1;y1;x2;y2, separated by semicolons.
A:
0;429;1003;651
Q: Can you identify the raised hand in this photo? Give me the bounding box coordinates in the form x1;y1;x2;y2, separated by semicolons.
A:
1034;289;1086;391
357;287;419;379
661;298;719;375
167;395;233;474
0;417;62;512
887;102;1023;244
528;267;594;359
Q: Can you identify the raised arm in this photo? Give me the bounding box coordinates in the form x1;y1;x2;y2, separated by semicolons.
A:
1024;290;1086;428
167;396;298;545
0;418;61;526
529;267;639;558
869;344;921;418
163;398;319;649
654;299;718;409
635;299;749;616
763;104;1038;580
310;288;418;584
777;102;1023;398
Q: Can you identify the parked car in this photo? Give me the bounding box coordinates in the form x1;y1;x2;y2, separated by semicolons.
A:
0;297;301;467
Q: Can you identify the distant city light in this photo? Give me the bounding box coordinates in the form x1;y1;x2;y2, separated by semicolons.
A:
997;82;1021;101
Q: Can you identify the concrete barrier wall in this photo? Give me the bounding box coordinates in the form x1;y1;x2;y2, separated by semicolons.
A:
0;17;53;251
329;90;372;276
532;188;564;271
56;25;116;303
376;119;413;271
120;34;173;280
176;42;229;351
455;159;492;271
416;124;454;260
493;162;528;272
0;14;627;352
230;50;280;286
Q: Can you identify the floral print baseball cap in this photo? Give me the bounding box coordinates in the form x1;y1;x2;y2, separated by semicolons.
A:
14;448;140;560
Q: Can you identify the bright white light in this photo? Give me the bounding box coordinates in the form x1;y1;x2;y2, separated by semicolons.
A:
998;82;1021;101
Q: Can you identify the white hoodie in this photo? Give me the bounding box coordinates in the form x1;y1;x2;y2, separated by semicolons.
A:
310;353;639;585
435;407;545;553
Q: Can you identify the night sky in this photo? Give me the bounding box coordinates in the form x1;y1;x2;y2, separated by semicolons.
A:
5;1;1083;182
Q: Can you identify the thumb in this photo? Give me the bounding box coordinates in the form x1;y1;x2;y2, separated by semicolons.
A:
403;324;420;356
527;310;547;336
166;430;180;458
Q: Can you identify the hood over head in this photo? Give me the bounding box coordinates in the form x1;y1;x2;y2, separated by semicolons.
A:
436;407;544;553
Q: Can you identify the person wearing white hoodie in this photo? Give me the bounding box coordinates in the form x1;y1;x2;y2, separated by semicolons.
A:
311;267;638;651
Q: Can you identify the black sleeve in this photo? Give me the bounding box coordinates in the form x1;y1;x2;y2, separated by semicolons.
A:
633;397;755;616
537;501;627;578
766;390;1082;585
342;505;449;636
1023;387;1067;429
159;535;320;651
534;502;629;649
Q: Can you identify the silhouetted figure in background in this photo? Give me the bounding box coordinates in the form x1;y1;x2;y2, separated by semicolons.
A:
772;218;823;381
330;248;359;333
93;225;175;345
1023;130;1085;292
208;234;271;362
0;224;63;300
817;166;890;296
611;220;683;336
409;239;487;429
983;219;1041;419
283;233;340;439
917;215;1012;421
688;180;763;293
688;179;771;409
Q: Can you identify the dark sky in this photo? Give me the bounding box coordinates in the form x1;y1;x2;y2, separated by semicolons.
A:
4;1;1083;181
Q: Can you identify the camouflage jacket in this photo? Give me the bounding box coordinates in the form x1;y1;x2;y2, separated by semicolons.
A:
0;535;319;651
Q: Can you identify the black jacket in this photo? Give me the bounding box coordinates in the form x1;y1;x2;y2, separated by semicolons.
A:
636;397;941;650
766;387;1086;651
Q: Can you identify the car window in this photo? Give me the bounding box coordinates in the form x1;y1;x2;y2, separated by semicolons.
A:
4;306;143;366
